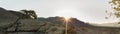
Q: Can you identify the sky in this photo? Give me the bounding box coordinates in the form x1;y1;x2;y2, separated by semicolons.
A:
0;0;118;24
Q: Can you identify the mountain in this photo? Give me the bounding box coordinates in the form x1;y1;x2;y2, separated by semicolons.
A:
38;17;120;34
38;16;92;27
38;17;92;34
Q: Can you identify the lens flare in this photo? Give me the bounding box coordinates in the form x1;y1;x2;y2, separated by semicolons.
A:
63;17;71;34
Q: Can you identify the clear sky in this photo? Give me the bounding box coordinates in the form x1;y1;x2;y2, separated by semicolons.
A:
0;0;118;24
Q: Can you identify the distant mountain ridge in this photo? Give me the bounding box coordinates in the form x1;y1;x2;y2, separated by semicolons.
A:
38;17;92;27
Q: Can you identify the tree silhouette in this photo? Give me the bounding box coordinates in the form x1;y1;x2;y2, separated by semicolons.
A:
8;9;37;19
109;0;120;23
110;0;120;18
20;9;37;19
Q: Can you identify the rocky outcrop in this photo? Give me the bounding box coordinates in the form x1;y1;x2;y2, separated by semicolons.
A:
6;19;41;31
18;19;41;31
5;19;65;34
0;7;66;34
0;7;18;31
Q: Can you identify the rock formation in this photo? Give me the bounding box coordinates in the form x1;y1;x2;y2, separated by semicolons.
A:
0;7;66;34
0;7;18;31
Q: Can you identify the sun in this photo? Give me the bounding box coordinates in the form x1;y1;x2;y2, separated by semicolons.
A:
53;8;80;19
64;17;71;21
